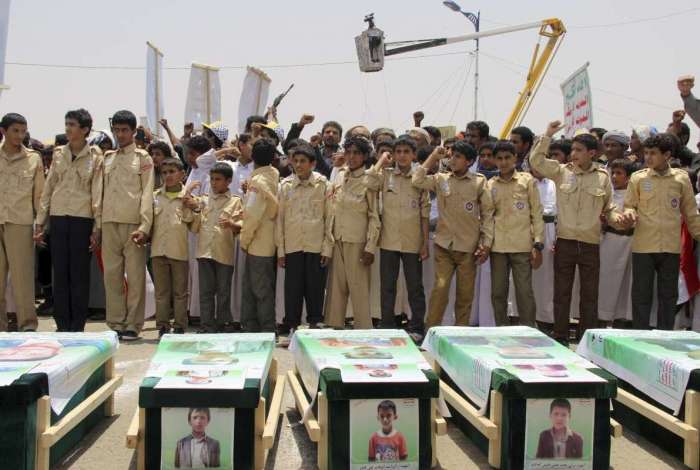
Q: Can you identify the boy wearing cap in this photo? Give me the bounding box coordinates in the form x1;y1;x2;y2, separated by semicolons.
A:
0;113;45;332
240;138;280;333
276;144;332;331
620;133;700;330
101;110;154;341
365;135;430;338
412;141;494;328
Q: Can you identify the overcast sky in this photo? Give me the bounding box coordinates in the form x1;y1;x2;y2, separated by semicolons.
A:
1;0;698;144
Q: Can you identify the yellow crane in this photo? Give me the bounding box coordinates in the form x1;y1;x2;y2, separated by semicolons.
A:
355;15;566;138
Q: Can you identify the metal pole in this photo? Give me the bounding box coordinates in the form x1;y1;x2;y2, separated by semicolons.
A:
473;11;480;120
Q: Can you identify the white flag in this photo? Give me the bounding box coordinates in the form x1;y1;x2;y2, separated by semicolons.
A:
237;66;271;133
145;42;164;136
561;62;593;138
185;63;221;131
0;0;11;98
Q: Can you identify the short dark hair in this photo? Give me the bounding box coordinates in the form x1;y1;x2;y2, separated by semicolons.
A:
549;138;572;156
452;140;477;162
643;133;677;155
609;158;634;176
211;161;233;179
550;398;571;414
423;126;441;142
589;127;607;141
493;140;516;156
187;135;211;155
467;120;490;139
147;141;173;158
291;143;316;163
55;133;69;146
245;115;266;133
343;135;372;156
375;140;395;155
65;108;93;134
443;137;457;147
478;142;495;154
160;157;184;171
111;110;137;130
0;113;27;129
188;407;211;422
377;400;397;415
322;120;343;137
252;137;277;166
417;145;435;164
573;133;599;151
510;126;534;146
394;135;417;153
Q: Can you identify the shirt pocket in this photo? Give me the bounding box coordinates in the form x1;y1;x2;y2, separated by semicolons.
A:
512;186;530;213
584;186;606;218
344;188;368;213
15;168;34;192
639;190;656;214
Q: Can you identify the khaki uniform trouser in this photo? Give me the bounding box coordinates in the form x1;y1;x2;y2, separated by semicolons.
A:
152;256;189;330
490;252;536;327
0;223;37;331
425;244;476;329
102;222;146;333
325;241;372;329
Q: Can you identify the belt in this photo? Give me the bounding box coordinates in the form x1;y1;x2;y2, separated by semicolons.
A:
543;215;556;223
604;226;634;237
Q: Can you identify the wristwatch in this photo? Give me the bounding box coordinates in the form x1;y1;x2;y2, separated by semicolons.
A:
533;242;544;252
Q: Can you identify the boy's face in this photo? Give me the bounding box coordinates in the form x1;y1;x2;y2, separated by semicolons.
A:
377;408;397;434
237;140;252;160
570;142;595;169
610;167;629;190
604;139;625;160
1;123;27;147
449;152;471;174
346;145;366;171
550;406;570;431
479;147;495;169
189;411;209;434
186;150;200;168
549;149;568;164
112;123;135;148
150;149;167;168
65;118;89;142
210;172;231;194
494;151;516;175
161;165;184;188
393;144;415;170
644;147;671;171
292;153;314;179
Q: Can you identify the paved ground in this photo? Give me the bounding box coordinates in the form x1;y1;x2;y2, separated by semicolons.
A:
43;318;683;469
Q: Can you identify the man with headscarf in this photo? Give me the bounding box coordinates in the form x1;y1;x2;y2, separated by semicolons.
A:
601;130;630;167
629;125;657;163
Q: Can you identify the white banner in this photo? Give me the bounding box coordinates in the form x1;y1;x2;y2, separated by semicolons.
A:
561;62;593;138
237;66;271;133
185;62;221;131
145;41;164;137
0;0;11;98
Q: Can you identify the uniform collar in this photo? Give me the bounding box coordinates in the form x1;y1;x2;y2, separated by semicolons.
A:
348;166;366;178
1;142;30;161
292;172;318;187
391;165;413;177
450;170;473;180
251;165;276;177
648;166;671;177
569;161;597;175
117;142;137;154
156;185;187;198
63;142;91;160
211;190;231;200
493;171;520;183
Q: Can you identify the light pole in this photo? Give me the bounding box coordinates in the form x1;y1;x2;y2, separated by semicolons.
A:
443;1;480;120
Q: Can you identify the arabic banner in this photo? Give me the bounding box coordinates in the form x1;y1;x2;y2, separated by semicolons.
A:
561;63;593;138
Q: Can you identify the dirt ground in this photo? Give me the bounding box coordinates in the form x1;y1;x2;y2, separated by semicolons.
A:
40;318;682;470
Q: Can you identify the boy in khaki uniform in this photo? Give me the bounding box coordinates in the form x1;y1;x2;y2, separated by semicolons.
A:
35;109;103;332
240;138;279;333
191;163;242;333
487;140;544;327
276;144;332;331
412;141;494;329
326;135;381;329
365;135;430;338
529;121;622;344
620;133;700;330
0;113;45;332
151;158;201;337
102;110;154;341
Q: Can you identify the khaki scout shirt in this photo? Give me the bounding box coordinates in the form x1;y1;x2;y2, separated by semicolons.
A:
487;171;544;253
0;143;45;225
36;144;103;230
365;165;430;254
102;143;154;234
412;166;494;253
328;166;381;253
275;171;332;258
194;191;242;266
240;165;279;257
623;167;700;253
529;136;617;245
151;187;201;261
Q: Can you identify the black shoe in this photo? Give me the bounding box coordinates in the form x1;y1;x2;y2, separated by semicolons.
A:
121;330;140;341
88;308;106;321
277;323;291;336
196;329;209;334
36;299;54;316
158;326;170;338
23;328;36;333
173;328;185;334
308;322;320;329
